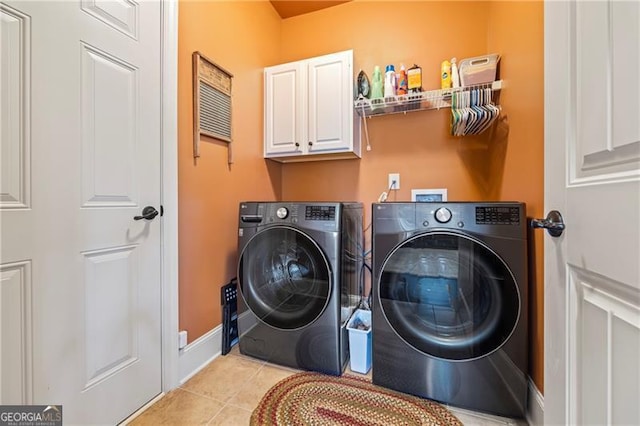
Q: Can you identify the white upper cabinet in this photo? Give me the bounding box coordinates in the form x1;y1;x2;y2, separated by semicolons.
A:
264;50;360;162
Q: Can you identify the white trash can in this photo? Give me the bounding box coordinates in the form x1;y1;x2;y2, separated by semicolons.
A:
346;309;372;374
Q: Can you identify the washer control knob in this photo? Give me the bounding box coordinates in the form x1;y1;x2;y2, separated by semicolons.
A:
435;207;452;223
276;207;289;219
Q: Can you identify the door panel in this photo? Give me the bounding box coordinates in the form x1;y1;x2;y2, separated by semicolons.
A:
81;43;138;206
307;51;351;153
0;3;30;209
574;0;640;180
264;62;305;155
0;261;32;404
83;245;139;388
80;0;138;38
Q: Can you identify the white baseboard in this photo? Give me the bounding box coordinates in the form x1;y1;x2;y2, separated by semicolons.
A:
177;311;257;385
178;325;222;384
526;378;544;426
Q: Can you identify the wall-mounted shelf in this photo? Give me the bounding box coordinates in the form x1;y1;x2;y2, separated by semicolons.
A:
354;80;503;117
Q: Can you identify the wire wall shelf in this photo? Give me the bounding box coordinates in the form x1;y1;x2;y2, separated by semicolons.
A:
354;80;503;117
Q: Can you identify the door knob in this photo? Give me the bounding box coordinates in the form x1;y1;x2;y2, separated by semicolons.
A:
134;206;159;221
531;210;565;237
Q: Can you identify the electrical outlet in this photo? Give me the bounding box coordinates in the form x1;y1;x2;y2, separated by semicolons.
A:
388;173;400;190
178;330;188;349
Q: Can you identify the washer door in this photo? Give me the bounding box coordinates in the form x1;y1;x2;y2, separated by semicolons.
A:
378;231;520;361
239;226;331;330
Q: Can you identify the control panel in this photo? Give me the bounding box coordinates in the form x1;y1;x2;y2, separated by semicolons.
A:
305;205;336;221
475;206;520;225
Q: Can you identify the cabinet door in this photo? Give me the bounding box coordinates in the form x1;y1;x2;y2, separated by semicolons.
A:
264;61;306;156
307;51;353;154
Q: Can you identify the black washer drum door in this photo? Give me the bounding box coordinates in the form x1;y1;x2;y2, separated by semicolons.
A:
239;226;331;330
378;231;520;361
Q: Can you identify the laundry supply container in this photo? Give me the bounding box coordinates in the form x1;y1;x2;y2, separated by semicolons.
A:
346;309;372;374
459;54;500;86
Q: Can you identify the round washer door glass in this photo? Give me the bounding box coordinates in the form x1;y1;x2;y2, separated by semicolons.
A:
239;226;331;330
378;231;520;361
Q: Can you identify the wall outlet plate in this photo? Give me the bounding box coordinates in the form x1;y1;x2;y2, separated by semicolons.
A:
178;330;188;349
388;173;400;190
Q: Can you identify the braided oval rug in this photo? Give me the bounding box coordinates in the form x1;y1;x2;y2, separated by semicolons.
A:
250;372;463;426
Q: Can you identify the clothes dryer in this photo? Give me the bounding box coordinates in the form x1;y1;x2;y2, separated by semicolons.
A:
372;202;528;418
237;202;363;375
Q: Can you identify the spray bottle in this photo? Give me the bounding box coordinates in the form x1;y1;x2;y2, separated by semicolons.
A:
397;64;408;96
451;58;460;88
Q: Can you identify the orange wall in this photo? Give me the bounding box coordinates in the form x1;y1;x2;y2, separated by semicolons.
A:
486;0;545;393
177;0;544;392
278;1;544;391
178;0;282;343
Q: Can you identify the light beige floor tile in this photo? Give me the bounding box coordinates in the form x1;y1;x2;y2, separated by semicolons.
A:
128;388;224;426
181;355;263;402
226;363;295;411
207;404;253;426
134;355;525;426
227;344;267;365
447;407;520;426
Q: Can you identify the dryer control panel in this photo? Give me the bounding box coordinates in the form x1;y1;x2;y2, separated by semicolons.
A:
475;206;520;225
305;205;336;221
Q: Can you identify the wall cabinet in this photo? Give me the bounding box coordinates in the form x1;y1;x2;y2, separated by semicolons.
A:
264;50;360;163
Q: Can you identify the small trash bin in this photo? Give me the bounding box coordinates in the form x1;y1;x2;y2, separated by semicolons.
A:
346;309;372;374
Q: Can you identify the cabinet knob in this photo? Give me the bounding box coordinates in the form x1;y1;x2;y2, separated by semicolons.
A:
308;141;313;146
295;142;300;148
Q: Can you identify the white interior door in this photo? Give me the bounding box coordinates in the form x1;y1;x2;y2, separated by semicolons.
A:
1;1;163;423
544;1;640;424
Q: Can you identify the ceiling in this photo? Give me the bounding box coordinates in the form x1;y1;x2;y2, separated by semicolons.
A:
270;1;352;19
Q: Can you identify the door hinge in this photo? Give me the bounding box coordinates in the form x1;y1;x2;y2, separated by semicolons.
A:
160;205;164;216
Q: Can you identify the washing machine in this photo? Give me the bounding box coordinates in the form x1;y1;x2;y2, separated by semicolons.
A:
237;202;363;375
372;202;528;418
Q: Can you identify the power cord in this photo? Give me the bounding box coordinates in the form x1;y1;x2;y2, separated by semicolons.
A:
377;179;398;203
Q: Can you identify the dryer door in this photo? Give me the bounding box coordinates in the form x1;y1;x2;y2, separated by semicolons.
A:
378;231;520;361
239;226;332;330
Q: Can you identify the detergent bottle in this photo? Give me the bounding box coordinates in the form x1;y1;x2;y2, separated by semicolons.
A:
384;64;397;98
370;65;384;110
441;59;452;89
396;64;408;96
407;64;422;93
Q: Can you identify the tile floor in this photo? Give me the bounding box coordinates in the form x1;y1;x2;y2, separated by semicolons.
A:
124;346;526;425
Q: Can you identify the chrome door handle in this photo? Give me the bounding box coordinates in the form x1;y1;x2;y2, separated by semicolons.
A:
134;206;159;221
531;210;565;237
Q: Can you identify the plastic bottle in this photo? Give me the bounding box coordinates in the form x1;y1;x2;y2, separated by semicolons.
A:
451;57;460;88
396;64;408;96
384;64;397;98
370;66;384;110
407;64;422;93
441;59;452;89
